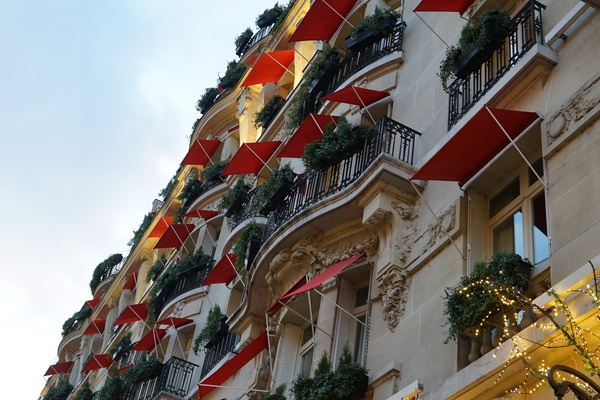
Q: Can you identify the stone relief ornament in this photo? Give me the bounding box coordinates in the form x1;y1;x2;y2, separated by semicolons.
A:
172;300;186;317
378;266;409;331
391;201;418;265
422;204;456;254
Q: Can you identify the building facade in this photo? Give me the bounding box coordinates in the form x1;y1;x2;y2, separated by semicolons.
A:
41;0;600;400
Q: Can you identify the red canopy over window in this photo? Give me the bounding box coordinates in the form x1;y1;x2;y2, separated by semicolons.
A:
321;86;390;108
202;254;238;286
155;317;194;328
414;0;475;13
241;50;295;87
289;0;358;42
279;254;365;303
198;332;269;397
220;142;281;176
411;108;539;186
180;140;222;166
278;114;339;158
83;319;106;336
85;298;100;309
81;354;113;373
183;210;219;220
131;329;168;352
113;303;149;326
266;276;308;316
123;272;138;291
154;224;195;249
44;361;74;376
148;216;174;238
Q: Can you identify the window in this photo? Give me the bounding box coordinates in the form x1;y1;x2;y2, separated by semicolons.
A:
488;159;548;265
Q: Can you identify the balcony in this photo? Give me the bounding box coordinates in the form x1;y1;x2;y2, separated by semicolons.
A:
264;116;420;240
447;0;546;130
200;332;239;378
124;357;198;400
153;265;211;318
237;25;274;57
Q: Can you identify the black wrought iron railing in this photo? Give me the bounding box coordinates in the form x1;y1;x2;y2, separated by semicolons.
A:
231;187;263;229
264;117;420;240
153;265;211;318
447;0;545;129
98;261;123;285
184;179;225;207
124;357;198;400
238;25;274;57
200;332;239;378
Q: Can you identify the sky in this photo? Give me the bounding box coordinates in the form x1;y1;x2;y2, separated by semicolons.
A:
0;0;278;397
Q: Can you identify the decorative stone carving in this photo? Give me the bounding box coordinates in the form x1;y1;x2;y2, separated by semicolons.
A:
236;88;253;119
391;201;418;264
422;204;456;254
545;73;600;145
172;300;186;317
378;266;410;331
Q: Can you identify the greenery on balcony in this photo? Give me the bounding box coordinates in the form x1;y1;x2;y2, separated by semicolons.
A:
202;159;228;183
109;332;132;361
89;253;124;293
262;385;287;400
61;304;93;337
250;164;295;215
158;166;183;200
293;346;368;400
193;304;227;353
122;355;163;384
43;380;73;400
147;255;167;283
128;212;154;249
73;384;94;400
235;27;254;56
218;60;248;90
443;252;531;342
219;178;251;217
438;9;510;92
97;373;124;400
232;222;263;269
196;87;220;114
254;95;286;128
302;116;371;171
346;7;400;52
256;4;284;28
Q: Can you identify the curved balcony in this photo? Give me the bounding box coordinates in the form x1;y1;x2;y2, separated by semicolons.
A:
237;24;274;57
200;331;239;378
153;265;211;318
123;356;198;400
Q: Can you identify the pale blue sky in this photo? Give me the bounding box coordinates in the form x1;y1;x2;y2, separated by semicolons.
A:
0;1;278;397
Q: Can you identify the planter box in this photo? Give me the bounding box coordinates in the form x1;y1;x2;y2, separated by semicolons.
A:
308;60;339;97
176;262;208;277
259;178;294;215
224;192;249;218
345;16;397;52
256;14;278;28
204;317;228;349
183;180;204;207
235;36;252;56
200;93;217;114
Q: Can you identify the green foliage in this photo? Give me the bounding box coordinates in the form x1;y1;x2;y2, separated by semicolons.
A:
147;255;167;283
196;87;219;113
262;385;287;400
286;86;311;130
334;345;369;400
443;251;531;342
158;166;183;200
193;304;226;353
128;213;154;249
218;178;251;211
177;178;203;202
302;116;371;171
218;61;248;89
235;27;254;49
173;204;189;224
174;246;214;275
254;95;286;128
256;3;284;27
438;46;461;93
74;384;95;400
271;0;295;33
348;7;400;38
97;373;124;400
202;159;229;182
62;305;93;337
109;333;132;360
44;380;73;400
250;164;295;213
122;355;163;384
232;222;263;269
89;253;124;294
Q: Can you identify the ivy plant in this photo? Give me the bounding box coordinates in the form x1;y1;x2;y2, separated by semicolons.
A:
128;213;153;249
193;304;226;353
232;222;263;269
146;255;167;283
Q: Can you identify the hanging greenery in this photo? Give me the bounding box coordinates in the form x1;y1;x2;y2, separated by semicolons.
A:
254;95;286;128
97;373;124;400
202;159;229;183
232;222;263;269
122;355;163;384
73;384;95;400
218;178;251;212
193;304;227;354
196;87;220;114
128;213;154;249
158;166;183;200
147;255;167;283
62;305;93;337
108;333;132;361
89;253;124;293
43;380;74;400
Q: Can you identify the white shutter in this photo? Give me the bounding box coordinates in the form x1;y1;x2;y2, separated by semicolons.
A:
274;323;302;394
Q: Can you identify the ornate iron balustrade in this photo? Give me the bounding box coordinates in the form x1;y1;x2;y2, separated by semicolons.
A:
231;187;263;229
200;332;239;378
99;261;123;284
124;357;198;400
548;365;600;400
238;25;274;57
153;265;211;318
263;117;420;240
447;0;545;130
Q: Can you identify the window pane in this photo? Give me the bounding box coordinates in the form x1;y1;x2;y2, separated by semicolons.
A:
490;179;520;217
354;287;369;307
300;347;314;376
353;315;366;363
493;210;523;257
529;158;544;186
532;192;549;264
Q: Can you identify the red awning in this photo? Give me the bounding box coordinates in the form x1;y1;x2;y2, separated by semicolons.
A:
183;210;219;220
118;363;136;373
148;216;174;238
414;0;475;13
220;142;282;176
123;272;138;291
155;317;194;328
199;332;269;397
241;50;295;87
180;140;222;166
289;0;358;42
202;254;238;286
266;276;308;316
154;224;195;249
279;254;365;302
85;298;100;309
321;86;390;108
81;354;113;373
131;329;168;352
278;114;339;158
114;303;149;326
83;319;106;336
44;361;74;376
411;108;539;186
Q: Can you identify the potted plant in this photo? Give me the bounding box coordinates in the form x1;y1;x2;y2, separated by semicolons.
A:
219;178;251;217
307;46;343;97
254;95;286;129
251;164;296;215
334;345;369;400
232;222;263;270
193;304;227;353
97;373;125;400
218;60;248;90
74;384;95;400
438;9;511;91
302;116;371;171
43;380;74;400
202;159;228;183
178;178;204;207
235;27;254;56
174;247;214;276
147;255;167;283
89;253;124;294
109;333;132;362
256;4;283;28
262;385;287;400
196;87;219;114
346;7;400;52
122;355;163;384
